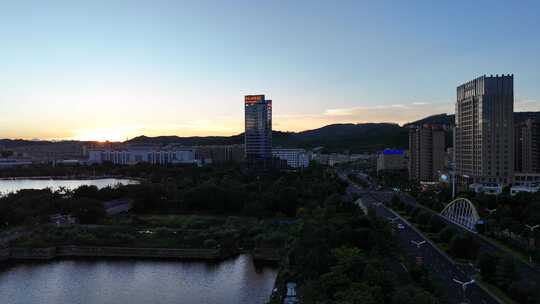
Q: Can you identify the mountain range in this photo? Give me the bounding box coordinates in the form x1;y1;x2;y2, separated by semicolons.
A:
127;123;408;153
2;111;539;153
402;111;540;128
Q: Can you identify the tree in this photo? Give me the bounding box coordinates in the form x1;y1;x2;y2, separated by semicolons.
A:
415;211;432;227
390;195;401;208
71;198;105;224
495;256;519;290
509;281;538;304
428;216;446;233
477;252;499;282
449;234;480;260
72;185;100;199
334;283;378;304
438;226;457;243
391;285;437;304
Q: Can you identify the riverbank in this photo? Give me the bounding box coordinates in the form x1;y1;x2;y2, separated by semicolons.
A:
0;175;142;181
1;246;225;261
0;245;283;264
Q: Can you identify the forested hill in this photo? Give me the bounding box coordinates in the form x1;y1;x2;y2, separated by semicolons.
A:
403;111;540;128
127;123;408;153
4;112;539;153
127;112;540;152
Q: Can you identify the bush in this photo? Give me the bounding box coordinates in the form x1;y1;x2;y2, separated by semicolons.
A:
449;234;480;260
110;232;136;244
203;239;218;248
428;216;446;233
414;211;432;226
477;252;499;282
75;232;98;245
438;226;457;244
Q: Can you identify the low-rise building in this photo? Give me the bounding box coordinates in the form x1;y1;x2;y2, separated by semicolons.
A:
0;159;33;168
88;147;200;166
469;183;503;195
7;141;88;163
103;198;133;216
196;145;244;164
272;148;309;169
510;184;540;196
377;149;407;172
50;214;78;226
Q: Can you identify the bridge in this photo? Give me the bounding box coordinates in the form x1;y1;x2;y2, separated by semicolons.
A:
440;197;480;232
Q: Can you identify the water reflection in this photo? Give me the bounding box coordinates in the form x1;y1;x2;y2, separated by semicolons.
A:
0;255;277;304
0;178;138;195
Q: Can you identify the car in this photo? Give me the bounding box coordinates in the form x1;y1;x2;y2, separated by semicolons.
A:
397;224;405;230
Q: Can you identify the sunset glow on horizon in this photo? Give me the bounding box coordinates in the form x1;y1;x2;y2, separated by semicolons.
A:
1;1;539;141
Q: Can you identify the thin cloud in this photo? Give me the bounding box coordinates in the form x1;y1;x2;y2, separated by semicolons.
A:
324;104;410;116
515;98;540;111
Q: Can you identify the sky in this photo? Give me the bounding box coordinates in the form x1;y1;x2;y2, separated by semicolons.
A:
1;0;539;141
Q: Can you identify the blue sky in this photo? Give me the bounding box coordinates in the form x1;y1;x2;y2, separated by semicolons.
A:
0;0;539;140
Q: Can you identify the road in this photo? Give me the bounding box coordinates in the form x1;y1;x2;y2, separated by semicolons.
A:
341;175;501;304
371;188;540;294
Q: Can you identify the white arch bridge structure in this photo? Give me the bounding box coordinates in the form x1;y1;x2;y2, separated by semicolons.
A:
440;198;480;232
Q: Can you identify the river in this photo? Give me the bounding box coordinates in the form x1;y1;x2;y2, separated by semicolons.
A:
0;178;138;195
0;255;277;304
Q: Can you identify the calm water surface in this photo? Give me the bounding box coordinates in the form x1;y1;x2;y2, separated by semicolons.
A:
0;255;277;304
0;178;138;195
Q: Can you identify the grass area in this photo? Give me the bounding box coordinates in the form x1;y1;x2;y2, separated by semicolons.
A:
475;276;518;304
11;215;298;250
483;235;532;266
435;242;449;252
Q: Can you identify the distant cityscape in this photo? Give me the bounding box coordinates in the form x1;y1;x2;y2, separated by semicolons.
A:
1;74;540;194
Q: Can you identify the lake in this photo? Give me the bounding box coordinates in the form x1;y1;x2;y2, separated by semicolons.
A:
0;178;138;195
0;255;277;304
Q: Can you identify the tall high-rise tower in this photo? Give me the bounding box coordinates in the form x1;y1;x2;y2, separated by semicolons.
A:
244;95;272;168
409;125;445;182
515;119;540;173
455;75;514;185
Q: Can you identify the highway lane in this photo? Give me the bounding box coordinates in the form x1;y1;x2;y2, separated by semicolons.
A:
344;181;500;304
371;189;540;293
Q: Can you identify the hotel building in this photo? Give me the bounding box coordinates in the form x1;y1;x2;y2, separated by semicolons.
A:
244;95;272;169
455;74;514;185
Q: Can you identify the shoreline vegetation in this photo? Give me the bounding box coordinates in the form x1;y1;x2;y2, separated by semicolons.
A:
0;246;281;263
0;175;142;181
1;164;450;303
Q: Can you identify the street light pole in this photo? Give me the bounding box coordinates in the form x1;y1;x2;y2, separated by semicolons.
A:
484;208;496;234
525;224;539;232
387;216;399;223
411;240;426;248
525;224;539;263
453;278;475;303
